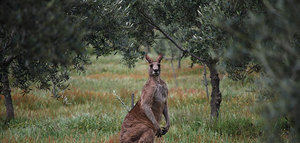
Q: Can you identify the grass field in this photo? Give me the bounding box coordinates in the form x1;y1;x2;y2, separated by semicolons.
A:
0;55;264;142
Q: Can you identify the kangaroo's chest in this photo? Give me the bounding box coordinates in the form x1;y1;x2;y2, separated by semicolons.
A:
154;84;167;103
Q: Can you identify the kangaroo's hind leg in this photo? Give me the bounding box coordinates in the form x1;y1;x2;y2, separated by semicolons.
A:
138;128;155;143
121;123;151;143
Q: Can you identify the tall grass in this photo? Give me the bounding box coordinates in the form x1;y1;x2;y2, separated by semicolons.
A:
1;55;264;142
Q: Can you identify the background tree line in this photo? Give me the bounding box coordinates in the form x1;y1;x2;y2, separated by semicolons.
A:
0;0;298;142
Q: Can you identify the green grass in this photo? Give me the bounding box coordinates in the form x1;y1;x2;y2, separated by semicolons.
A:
1;55;265;142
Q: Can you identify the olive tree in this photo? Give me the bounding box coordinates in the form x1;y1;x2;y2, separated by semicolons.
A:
222;0;300;141
0;0;88;121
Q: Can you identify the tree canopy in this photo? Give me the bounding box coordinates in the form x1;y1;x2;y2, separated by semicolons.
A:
0;0;88;120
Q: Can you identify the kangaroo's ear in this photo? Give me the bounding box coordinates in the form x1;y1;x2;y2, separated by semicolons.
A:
157;54;164;63
145;55;152;63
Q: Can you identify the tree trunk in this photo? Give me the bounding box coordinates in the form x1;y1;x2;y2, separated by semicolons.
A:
170;53;178;87
190;63;194;68
207;62;222;119
177;53;183;69
177;57;181;69
203;64;210;102
1;69;14;121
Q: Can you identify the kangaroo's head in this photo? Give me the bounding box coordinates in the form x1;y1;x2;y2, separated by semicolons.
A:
145;54;163;77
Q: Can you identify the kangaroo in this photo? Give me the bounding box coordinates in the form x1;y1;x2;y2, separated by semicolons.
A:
120;54;170;143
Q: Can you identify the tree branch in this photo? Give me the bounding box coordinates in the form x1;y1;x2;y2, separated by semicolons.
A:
138;9;206;63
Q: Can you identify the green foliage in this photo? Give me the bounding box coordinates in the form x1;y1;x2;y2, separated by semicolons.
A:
66;0;168;68
0;0;88;92
222;0;300;141
124;0;258;79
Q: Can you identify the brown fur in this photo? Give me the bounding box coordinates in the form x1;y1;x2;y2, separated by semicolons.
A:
120;55;170;143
